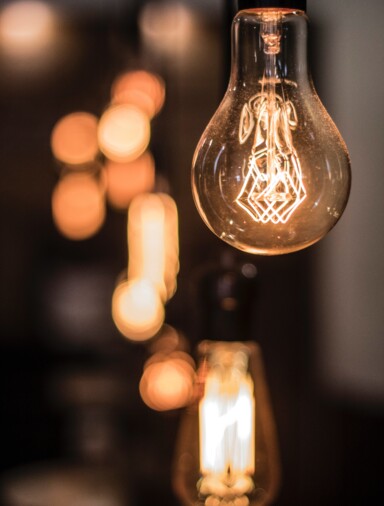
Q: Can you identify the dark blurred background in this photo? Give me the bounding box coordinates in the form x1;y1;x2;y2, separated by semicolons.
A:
0;0;383;505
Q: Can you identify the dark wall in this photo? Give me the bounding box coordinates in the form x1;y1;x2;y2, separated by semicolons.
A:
0;1;383;505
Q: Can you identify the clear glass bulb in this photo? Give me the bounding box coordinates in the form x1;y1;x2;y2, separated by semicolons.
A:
192;6;351;255
173;341;280;506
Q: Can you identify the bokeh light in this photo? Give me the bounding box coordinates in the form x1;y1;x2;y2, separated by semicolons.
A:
0;1;56;58
51;112;99;165
149;325;189;356
98;104;150;163
128;193;179;302
52;172;105;240
111;70;165;119
104;152;155;210
139;352;196;411
112;279;164;342
139;1;196;57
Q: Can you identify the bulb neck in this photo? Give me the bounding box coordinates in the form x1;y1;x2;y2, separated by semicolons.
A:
237;0;306;11
230;9;309;89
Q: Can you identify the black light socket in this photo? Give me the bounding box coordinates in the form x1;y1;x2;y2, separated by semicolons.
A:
237;0;306;11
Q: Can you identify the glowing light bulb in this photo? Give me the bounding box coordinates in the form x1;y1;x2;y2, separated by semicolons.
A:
192;0;351;255
173;341;280;506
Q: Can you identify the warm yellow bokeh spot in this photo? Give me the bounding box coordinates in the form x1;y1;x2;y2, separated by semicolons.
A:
98;104;150;163
128;193;179;302
111;70;165;119
51;112;99;165
52;172;105;240
139;2;196;57
0;1;56;57
139;353;195;411
112;279;164;342
104;152;155;209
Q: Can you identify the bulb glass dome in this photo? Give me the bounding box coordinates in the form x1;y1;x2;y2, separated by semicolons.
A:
192;8;351;255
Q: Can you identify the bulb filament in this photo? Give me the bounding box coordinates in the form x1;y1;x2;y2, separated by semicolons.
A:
236;14;306;224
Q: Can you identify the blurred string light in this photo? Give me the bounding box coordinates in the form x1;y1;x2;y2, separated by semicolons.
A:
50;69;167;239
104;153;155;210
51;171;106;241
139;349;196;412
51;112;99;166
112;192;179;342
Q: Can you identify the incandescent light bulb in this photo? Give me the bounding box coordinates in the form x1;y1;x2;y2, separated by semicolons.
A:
173;341;280;506
192;0;351;255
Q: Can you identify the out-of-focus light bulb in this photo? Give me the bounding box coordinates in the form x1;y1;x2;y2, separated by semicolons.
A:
98;104;151;163
51;172;105;240
111;70;165;119
192;0;351;255
51;112;99;166
104;152;155;210
128;193;179;302
173;341;280;506
139;351;196;411
112;279;164;342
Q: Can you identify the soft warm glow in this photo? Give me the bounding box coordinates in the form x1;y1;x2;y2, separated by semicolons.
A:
104;152;155;210
112;279;164;341
199;363;255;476
0;1;56;57
111;70;165;119
51;112;99;165
139;352;195;411
52;172;105;240
98;104;150;163
128;193;179;302
149;325;189;355
139;2;195;56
